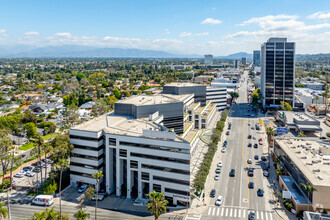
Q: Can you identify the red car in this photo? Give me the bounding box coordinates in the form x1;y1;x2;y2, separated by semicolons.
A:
258;138;263;142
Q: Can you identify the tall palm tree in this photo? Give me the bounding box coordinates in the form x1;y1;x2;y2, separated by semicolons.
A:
299;182;318;211
34;135;44;184
30;207;69;220
92;171;103;220
43;143;53;181
266;127;276;144
146;191;169;220
74;209;90;220
321;86;329;114
55;158;69;219
0;203;8;220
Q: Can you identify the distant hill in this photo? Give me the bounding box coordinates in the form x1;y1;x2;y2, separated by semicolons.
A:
216;52;253;60
296;53;330;63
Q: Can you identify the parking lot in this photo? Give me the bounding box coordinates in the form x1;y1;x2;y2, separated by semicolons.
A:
12;159;52;188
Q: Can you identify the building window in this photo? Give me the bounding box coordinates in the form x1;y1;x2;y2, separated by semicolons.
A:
202;124;206;129
120;141;189;154
131;152;190;164
153;184;162;193
165;188;189;196
201;119;206;123
119;149;127;157
153;176;189;186
142;164;190;175
109;138;116;146
195;115;199;119
142;172;149;181
130;160;138;169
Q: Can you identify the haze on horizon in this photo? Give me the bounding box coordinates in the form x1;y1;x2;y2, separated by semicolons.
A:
0;0;330;56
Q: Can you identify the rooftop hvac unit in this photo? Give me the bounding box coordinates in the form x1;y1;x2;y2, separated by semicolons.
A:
306;162;313;165
300;156;307;159
317;175;323;180
323;162;330;165
312;160;318;163
296;151;301;154
313;169;320;172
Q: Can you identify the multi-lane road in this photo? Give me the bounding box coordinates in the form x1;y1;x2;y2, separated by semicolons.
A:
202;71;278;220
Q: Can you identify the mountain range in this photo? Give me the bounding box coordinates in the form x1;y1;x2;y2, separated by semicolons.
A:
0;45;327;60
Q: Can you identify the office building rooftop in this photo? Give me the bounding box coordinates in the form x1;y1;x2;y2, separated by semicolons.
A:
117;93;192;106
276;139;330;186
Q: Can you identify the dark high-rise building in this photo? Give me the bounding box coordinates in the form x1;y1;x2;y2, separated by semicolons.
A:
234;60;239;69
241;57;247;65
260;38;295;108
253;50;260;66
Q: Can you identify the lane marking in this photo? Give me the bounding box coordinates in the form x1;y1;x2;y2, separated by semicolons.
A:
225;208;228;217
238;209;241;218
243;209;246;218
265;212;269;220
230;208;233;217
221;208;224;216
270;212;273;220
256;211;259;219
261;211;264;220
207;208;211;215
212;207;215;216
216;208;220;216
234;209;237;218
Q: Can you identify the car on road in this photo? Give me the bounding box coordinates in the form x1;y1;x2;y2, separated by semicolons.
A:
215;195;223;206
253;136;256;140
261;156;267;161
224;140;227;146
216;167;221;174
248;168;254;177
23;166;33;171
253;143;258;148
210;189;216;198
226;131;230;135
33;167;41;173
258;138;263;142
257;189;264;197
247;159;252;164
229;169;235;177
259;140;263;145
221;148;226;153
78;184;88;193
92;193;106;201
248;182;254;189
248;143;252;147
248;211;255;220
248;135;252;139
217;161;223;167
248;122;251;126
32;195;54;206
26;171;35;177
251;126;254;130
214;174;220;180
254;155;259;160
263;170;269;177
14;172;24;178
320;136;327;139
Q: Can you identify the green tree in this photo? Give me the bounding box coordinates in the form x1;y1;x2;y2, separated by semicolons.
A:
22;112;38;124
29;207;69;220
76;73;86;82
63;93;78;106
326;132;330;138
104;95;118;109
266;127;276;144
74;210;90;220
40;180;57;195
146;191;169;220
112;88;121;99
53;158;69;219
229;91;239;100
93;100;108;116
298;132;306;137
0;129;13;184
299;182;317;211
0;203;8;220
23;122;38;140
92;171;104;220
43;143;53;181
280;101;293;111
62;104;79;129
34;135;45;184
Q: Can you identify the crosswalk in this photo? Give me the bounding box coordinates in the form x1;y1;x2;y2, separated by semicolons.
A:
205;206;274;220
184;214;202;220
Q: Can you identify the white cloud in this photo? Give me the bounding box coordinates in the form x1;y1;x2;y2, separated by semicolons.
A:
201;18;222;25
179;32;209;37
55;32;72;37
24;31;39;36
179;32;193;37
0;29;6;34
308;12;330;21
163;29;170;34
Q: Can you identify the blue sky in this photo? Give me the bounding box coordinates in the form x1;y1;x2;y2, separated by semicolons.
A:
0;0;330;55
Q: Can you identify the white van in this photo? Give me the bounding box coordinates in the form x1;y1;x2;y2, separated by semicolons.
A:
32;195;54;206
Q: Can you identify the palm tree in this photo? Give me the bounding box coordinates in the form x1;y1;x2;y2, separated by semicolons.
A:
146;191;169;220
34;135;44;184
30;207;69;220
43;143;53;181
299;182;317;211
92;171;104;220
276;166;285;176
321;86;329;114
74;210;90;220
55;158;69;219
0;203;8;220
266;127;275;144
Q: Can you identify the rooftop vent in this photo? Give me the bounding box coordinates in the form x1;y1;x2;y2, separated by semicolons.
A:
317;175;323;180
300;156;307;159
313;169;320;172
306;143;311;145
306;162;313;165
296;151;301;154
312;160;319;164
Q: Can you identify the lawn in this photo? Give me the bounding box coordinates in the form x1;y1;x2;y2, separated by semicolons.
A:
19;142;34;151
42;133;59;141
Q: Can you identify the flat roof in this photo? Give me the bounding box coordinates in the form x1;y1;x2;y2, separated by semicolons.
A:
164;82;204;87
276;139;330;186
71;113;187;143
281;176;309;204
117;94;192;106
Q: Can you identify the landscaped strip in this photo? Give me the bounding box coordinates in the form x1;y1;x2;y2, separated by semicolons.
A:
193;109;228;193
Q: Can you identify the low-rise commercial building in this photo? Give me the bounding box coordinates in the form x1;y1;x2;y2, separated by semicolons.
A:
274;139;330;213
277;111;322;133
206;86;228;110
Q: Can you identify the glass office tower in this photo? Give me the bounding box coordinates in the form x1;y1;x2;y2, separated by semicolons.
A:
260;38;295;108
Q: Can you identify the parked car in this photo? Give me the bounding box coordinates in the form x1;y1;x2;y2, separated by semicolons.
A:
247;159;252;164
226;131;230;135
215;195;223;206
253;143;258;148
78;184;88;193
261;156;267;161
217;161;223;167
248;182;254;189
210;189;216;198
248;211;255;220
214;174;220;180
92;193;105;201
33;167;41;173
248;135;252;139
248;143;252;147
229;169;235;177
248;168;254;177
23;166;33;171
26;171;35;177
216;167;221;174
221;148;226;153
223;141;227;146
14;172;24;178
257;189;264;197
254;155;259;160
263;170;269;177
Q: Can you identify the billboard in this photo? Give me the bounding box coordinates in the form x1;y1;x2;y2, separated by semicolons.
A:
282;191;292;199
276;127;288;134
263;120;270;124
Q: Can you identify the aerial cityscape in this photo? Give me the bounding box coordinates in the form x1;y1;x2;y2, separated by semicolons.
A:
0;0;330;220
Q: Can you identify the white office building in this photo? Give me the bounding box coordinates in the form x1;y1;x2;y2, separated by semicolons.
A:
206;86;227;110
204;54;213;66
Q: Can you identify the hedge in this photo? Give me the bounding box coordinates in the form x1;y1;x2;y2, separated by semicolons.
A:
193;109;229;192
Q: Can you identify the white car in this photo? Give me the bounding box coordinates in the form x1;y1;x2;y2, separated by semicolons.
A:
14;173;24;178
78;184;88;193
215;195;223;206
26;171;35;177
214;174;220;180
217;161;223;167
221;148;226;153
